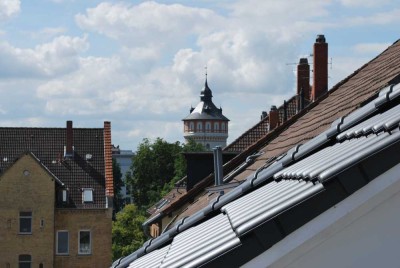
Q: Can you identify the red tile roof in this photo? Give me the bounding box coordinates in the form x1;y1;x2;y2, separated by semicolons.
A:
0;123;112;209
149;39;400;227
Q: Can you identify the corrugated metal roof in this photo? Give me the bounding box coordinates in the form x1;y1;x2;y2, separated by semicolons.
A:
128;246;169;268
127;214;240;268
221;180;324;235
274;104;400;182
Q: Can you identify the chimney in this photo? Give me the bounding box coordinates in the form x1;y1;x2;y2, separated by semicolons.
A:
269;105;279;131
104;121;114;197
283;100;288;122
65;120;73;157
312;34;328;101
297;58;310;100
213;146;224;195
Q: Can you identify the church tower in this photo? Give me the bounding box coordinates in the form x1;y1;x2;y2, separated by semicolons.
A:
183;77;229;150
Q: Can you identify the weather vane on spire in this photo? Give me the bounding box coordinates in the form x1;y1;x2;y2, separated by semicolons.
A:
205;65;208;79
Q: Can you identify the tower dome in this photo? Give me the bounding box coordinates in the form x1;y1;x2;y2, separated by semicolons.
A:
183;78;229;150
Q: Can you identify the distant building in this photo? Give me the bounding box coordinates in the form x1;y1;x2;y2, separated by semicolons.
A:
183;78;229;150
0;121;113;267
112;145;134;205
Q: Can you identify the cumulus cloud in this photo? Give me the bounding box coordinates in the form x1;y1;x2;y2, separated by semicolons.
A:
0;0;20;21
0;35;88;78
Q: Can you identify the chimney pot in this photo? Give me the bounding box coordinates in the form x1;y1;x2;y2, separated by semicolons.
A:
316;34;326;43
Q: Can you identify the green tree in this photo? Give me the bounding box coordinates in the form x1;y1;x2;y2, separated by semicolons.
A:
112;158;124;213
162;138;205;195
112;204;147;260
127;138;182;209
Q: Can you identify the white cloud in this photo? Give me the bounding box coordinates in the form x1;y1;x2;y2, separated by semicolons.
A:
0;0;20;21
29;27;68;40
0;35;88;78
345;8;400;26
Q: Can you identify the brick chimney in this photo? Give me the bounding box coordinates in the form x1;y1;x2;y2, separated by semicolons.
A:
65;120;73;157
269;105;279;131
312;34;328;101
104;121;114;197
297;58;310;100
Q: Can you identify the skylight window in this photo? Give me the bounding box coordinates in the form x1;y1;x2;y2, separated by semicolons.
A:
82;188;93;203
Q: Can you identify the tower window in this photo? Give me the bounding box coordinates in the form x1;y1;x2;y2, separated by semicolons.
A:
197;122;202;131
189;122;194;132
214;122;219;132
206;122;211;132
221;123;226;131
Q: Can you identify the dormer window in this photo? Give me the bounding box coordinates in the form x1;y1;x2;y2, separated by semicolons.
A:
82;188;93;203
62;189;68;202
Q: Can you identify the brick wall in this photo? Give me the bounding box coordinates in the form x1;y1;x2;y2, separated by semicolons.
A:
0;153;55;267
54;208;112;268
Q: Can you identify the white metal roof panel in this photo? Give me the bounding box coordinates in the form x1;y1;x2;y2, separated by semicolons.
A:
221;180;324;235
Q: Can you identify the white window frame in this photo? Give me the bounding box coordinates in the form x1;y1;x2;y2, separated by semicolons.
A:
82;188;93;203
19;211;32;234
56;230;69;255
78;230;92;255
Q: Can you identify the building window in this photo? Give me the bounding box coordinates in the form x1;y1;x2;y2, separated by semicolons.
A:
82;188;93;203
18;255;31;268
62;189;68;202
214;122;219;132
79;230;91;255
189;122;194;132
197;122;202;131
206;122;211;132
56;231;69;255
221;122;226;132
19;212;32;234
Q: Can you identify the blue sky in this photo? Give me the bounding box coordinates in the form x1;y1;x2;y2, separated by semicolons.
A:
0;0;399;151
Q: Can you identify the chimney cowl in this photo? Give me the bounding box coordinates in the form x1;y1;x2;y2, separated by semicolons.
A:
299;58;308;64
270;105;277;111
316;34;326;43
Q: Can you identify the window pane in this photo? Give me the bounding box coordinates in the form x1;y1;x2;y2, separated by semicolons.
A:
57;231;69;254
19;254;31;268
79;231;91;254
83;189;93;202
19;212;32;234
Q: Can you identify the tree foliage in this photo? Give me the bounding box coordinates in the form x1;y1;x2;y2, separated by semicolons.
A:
112;204;147;261
126;138;204;209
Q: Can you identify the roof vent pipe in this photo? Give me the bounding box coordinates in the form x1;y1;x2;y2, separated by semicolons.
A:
213;146;224;195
